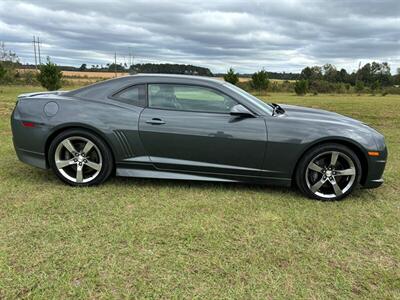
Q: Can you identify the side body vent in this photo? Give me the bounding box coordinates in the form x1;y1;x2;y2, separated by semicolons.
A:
113;130;135;158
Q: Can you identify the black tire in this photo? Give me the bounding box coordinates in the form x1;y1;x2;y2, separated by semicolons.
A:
295;143;362;201
48;129;113;186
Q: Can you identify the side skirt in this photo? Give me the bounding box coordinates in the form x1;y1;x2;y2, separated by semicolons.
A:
116;167;292;187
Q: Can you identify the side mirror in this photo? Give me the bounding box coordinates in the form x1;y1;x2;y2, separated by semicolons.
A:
230;104;254;117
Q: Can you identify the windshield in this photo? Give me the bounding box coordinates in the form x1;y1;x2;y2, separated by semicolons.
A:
223;82;273;115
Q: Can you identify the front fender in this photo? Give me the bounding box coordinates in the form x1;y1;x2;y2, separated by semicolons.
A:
264;116;377;178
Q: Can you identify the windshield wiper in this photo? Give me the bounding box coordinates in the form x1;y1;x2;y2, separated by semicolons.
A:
271;103;285;116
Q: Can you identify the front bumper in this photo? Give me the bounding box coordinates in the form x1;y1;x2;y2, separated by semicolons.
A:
362;147;387;189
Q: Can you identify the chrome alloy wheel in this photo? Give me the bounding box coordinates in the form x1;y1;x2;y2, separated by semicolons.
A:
54;136;102;183
305;151;356;199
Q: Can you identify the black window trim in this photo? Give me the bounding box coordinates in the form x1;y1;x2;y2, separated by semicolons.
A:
145;82;257;115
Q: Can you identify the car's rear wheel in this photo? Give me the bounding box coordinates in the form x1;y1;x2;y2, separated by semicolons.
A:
296;143;362;201
48;129;113;186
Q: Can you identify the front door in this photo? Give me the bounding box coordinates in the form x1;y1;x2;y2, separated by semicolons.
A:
138;83;267;177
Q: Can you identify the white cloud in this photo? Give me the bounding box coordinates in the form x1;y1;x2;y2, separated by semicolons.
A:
0;0;398;73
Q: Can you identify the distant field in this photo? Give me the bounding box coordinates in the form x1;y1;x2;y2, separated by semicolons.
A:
216;76;251;82
61;70;128;78
17;69;129;86
0;85;399;298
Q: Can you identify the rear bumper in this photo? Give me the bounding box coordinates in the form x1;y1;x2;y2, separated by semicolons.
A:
13;139;48;169
11;106;49;170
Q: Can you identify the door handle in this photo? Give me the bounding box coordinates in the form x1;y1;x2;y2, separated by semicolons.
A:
146;118;165;125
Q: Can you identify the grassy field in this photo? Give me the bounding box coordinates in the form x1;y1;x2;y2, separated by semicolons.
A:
0;85;399;298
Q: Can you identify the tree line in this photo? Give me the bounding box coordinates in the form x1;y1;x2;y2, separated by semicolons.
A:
295;62;399;95
300;63;394;86
74;62;213;76
224;62;400;95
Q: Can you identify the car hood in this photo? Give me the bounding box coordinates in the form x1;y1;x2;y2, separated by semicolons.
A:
280;104;363;126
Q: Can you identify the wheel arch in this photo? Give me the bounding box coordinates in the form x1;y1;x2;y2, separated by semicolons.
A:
44;123;116;168
292;138;369;186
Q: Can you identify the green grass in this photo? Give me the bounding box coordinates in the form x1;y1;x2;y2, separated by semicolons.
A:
0;86;399;299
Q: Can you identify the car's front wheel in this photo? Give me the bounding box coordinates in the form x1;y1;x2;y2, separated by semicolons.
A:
296;143;362;201
48;129;113;186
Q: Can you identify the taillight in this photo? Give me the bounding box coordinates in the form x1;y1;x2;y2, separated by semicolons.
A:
22;121;36;128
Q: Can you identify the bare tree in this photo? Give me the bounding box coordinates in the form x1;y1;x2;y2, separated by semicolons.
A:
0;41;19;63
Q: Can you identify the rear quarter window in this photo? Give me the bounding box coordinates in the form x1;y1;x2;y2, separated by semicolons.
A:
111;84;146;107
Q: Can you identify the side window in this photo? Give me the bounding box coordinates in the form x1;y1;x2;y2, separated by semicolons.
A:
112;84;145;106
148;84;237;113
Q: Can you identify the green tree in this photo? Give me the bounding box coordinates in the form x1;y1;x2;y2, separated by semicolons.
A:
357;63;372;85
355;81;364;95
372;62;391;86
251;69;269;92
370;80;381;95
223;67;239;85
294;80;308;95
395;68;400;85
37;57;63;91
300;66;322;82
337;68;348;83
357;62;392;87
79;63;87;71
322;64;338;82
108;63;125;72
300;67;312;80
0;63;6;81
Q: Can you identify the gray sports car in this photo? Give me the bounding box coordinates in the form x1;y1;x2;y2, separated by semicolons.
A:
11;74;387;200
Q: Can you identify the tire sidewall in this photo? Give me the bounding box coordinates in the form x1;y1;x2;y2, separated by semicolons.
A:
48;129;113;186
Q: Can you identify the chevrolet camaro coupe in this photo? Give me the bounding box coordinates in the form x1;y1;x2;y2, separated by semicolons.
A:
11;74;387;200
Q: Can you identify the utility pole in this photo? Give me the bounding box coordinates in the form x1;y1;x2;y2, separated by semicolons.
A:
114;51;117;77
128;47;135;73
127;48;130;67
37;36;42;65
32;35;37;70
128;47;135;67
355;61;361;83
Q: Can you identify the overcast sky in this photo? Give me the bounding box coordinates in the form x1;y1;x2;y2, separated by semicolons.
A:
1;0;399;73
